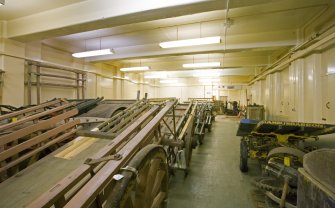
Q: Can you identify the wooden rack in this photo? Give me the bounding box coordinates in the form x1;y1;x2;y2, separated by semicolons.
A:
26;60;87;105
0;99;79;182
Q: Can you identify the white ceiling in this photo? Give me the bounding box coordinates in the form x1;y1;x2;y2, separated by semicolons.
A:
1;0;333;79
0;0;87;20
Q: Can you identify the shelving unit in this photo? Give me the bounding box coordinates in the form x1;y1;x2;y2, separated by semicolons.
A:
26;60;87;105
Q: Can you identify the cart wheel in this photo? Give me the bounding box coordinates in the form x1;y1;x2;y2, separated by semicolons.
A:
265;191;297;208
106;144;168;208
267;147;305;162
240;139;248;172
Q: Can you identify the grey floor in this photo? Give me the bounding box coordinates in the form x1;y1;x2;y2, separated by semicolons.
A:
167;116;261;208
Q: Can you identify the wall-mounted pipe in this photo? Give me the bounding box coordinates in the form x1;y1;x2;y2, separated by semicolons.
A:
249;29;335;85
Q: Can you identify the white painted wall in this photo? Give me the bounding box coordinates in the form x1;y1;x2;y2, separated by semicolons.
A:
1;38;25;106
0;38;157;106
249;46;335;124
157;84;247;104
321;47;335;123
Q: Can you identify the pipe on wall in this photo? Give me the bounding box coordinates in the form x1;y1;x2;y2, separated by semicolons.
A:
249;29;335;85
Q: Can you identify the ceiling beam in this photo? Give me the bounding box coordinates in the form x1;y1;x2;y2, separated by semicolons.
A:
7;0;226;42
87;39;296;62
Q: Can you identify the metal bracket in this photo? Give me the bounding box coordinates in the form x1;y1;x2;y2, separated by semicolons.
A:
84;154;122;166
121;165;138;176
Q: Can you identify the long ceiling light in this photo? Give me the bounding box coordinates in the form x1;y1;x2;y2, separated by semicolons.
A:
72;49;113;58
159;36;221;48
120;66;150;72
183;62;221;68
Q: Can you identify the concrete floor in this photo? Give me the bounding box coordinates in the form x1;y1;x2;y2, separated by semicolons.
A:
168;115;261;208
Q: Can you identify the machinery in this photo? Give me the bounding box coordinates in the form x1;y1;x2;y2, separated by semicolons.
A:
224;101;240;116
246;104;264;120
236;119;335;207
0;97;204;208
297;149;335;208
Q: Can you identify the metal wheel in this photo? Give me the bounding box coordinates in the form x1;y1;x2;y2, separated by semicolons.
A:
240;139;248;172
265;191;297;208
253;177;284;193
106;144;168;208
254;177;297;208
267;147;305;161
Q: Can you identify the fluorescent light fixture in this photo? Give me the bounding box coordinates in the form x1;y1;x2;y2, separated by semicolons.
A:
72;49;113;58
199;78;220;83
0;0;4;6
120;66;150;72
159;36;221;48
160;79;178;84
144;73;167;79
327;67;335;75
183;62;221;68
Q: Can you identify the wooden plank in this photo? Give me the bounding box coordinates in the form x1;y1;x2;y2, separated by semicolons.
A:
27;60;86;74
98;99;143;131
81;73;85;99
107;103;149;133
27;64;32;105
0;136;110;208
0;99;61;122
36;66;41;104
0;128;78;174
29;82;84;88
76;73;80;99
0;102;75;132
55;137;97;160
0;109;78;146
31;72;84;81
0;120;79;161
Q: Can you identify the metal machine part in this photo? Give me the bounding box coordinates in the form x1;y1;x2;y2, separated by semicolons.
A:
237;119;335;207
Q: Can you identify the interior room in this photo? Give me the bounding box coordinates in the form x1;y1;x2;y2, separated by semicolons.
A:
0;0;334;207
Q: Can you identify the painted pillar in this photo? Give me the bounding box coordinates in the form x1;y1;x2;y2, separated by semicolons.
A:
304;53;322;122
0;22;26;107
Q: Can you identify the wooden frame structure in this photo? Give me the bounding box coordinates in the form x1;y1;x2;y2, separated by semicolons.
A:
0;98;204;208
26;60;86;105
0;99;79;182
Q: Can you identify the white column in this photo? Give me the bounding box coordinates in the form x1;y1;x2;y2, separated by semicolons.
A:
0;21;26;106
